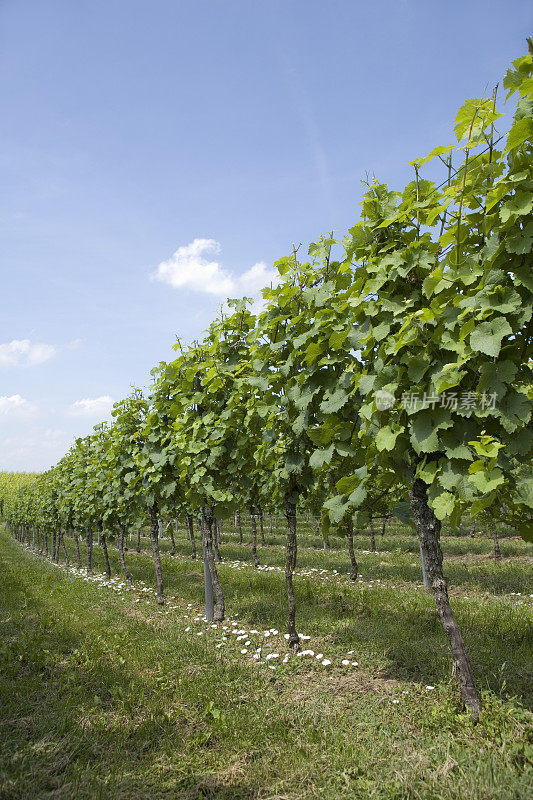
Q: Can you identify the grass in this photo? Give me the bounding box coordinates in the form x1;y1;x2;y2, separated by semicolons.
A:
1;522;532;799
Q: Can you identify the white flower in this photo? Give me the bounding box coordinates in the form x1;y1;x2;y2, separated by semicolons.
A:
321;659;331;666
392;699;400;704
266;653;279;660
240;648;248;654
341;659;350;666
315;653;324;660
426;685;435;690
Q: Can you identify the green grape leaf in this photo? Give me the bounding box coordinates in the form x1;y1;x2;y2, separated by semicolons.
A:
504;116;533;154
499;191;533;223
320;388;350;414
375;425;400;451
309;445;335;469
431;491;455;520
468;466;504;493
469;318;513;357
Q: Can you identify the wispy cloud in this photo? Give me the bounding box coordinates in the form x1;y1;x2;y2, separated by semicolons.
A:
0;338;81;367
0;394;37;417
0;339;56;367
68;395;114;417
152;238;279;297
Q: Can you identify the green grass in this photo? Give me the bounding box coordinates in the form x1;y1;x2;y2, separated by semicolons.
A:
1;524;532;799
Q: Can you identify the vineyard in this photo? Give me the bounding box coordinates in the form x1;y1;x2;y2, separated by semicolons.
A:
1;44;533;800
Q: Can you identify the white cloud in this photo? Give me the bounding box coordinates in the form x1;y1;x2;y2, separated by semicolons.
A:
0;394;36;417
238;261;278;294
152;238;279;297
0;339;57;367
68;396;114;417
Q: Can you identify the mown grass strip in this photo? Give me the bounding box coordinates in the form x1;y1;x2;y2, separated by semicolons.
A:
1;526;532;799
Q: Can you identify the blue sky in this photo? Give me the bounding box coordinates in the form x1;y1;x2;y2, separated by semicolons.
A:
1;0;532;471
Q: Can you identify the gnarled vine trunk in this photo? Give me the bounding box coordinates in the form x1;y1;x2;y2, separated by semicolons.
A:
85;524;93;575
118;522;133;587
59;529;69;567
409;477;481;719
493;528;501;560
213;516;222;562
73;529;81;568
169;520;176;556
284;491;300;650
148;503;165;605
258;508;265;547
97;520;111;578
201;505;224;622
187;513;196;559
346;517;358;581
250;509;259;568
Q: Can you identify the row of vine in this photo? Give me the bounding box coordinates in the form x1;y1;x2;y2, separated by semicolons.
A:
1;44;532;718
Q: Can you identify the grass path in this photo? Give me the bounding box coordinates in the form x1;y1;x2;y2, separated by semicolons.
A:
1;526;532;799
51;524;533;704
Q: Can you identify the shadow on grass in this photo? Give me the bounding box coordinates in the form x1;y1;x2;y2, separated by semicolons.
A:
0;553;265;800
22;534;533;711
219;569;533;709
147;535;533;597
